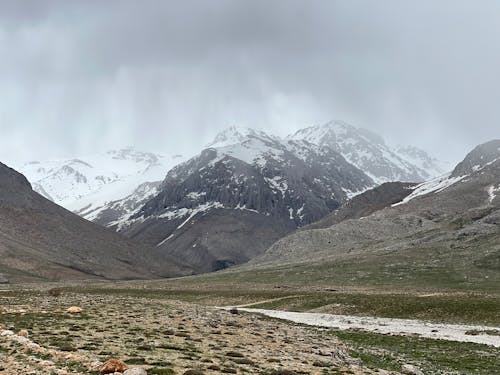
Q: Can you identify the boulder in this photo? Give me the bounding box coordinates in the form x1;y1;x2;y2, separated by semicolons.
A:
18;329;28;337
401;364;424;375
100;359;128;374
67;306;83;314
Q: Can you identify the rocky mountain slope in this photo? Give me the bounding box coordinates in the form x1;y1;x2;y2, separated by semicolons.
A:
19;123;447;276
0;162;189;283
19;147;185;221
244;140;500;289
114;127;375;273
289;120;446;183
303;181;417;230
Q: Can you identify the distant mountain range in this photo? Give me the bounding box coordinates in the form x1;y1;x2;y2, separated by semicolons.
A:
19;148;185;221
289;121;447;183
18;121;449;273
0;121;497;285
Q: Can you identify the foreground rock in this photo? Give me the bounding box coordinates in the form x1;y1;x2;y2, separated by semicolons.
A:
100;359;129;374
401;364;424;375
66;306;83;314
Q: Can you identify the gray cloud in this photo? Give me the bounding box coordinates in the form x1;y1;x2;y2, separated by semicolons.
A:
0;0;499;166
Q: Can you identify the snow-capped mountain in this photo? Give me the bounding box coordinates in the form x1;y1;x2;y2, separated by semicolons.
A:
111;126;374;273
19;147;185;220
206;126;277;148
394;145;449;177
289;120;446;183
134;126;374;226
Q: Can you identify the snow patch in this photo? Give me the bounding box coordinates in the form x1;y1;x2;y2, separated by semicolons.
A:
487;184;500;204
265;176;288;197
156;233;175;247
393;173;466;206
297;204;305;221
187;191;206;200
235;203;259;213
176;201;224;229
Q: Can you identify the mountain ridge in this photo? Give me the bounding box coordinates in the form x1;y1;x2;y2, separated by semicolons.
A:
17;122;450;275
236;139;500;290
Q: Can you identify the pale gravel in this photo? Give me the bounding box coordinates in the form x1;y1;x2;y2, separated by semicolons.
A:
235;308;500;347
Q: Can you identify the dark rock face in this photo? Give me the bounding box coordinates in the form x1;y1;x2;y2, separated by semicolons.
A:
120;130;375;273
0;162;190;283
127;209;295;273
137;142;372;227
451;139;500;177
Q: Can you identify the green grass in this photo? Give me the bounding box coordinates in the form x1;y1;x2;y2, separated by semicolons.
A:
328;329;500;374
63;285;294;306
193;257;500;292
181;238;500;292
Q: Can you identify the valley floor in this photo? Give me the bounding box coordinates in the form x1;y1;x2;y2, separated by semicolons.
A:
0;281;499;374
0;287;385;375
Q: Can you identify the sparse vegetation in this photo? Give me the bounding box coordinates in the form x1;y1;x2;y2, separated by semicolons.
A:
0;286;369;374
330;329;500;374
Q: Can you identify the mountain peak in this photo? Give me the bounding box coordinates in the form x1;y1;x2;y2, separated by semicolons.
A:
290;120;434;183
206;126;273;148
451;139;500;177
106;147;161;165
289;120;385;147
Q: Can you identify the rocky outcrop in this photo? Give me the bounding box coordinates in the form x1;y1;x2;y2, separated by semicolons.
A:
304;181;416;230
451;139;500;177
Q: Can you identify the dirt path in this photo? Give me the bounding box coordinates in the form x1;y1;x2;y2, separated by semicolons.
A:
233;308;500;347
232;294;304;308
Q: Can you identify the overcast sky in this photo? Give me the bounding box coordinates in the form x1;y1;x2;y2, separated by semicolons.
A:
1;0;499;166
